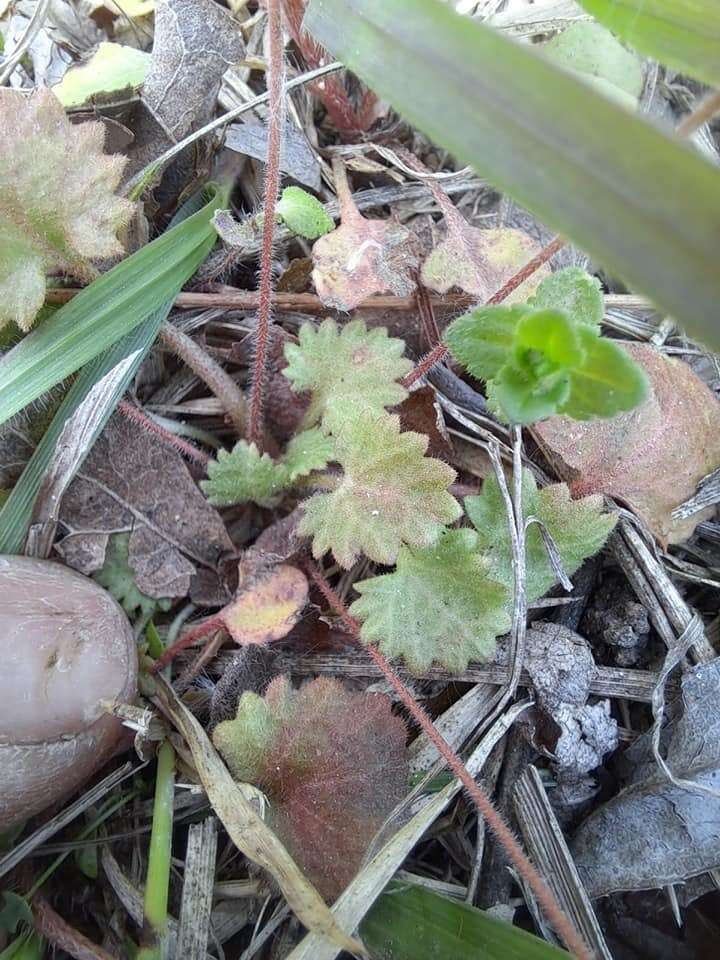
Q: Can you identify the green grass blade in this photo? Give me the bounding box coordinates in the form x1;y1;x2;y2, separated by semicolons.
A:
578;0;720;88
305;0;720;346
361;881;568;959
0;185;226;427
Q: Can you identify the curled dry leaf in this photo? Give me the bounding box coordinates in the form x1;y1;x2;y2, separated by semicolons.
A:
221;564;309;646
533;343;720;543
420;181;549;301
0;88;132;331
311;161;418;310
213;675;409;900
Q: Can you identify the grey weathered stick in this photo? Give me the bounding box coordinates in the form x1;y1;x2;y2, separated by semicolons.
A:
514;766;613;960
177;818;219;960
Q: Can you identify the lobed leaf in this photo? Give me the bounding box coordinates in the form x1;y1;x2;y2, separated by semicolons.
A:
282;428;336;481
299;414;460;568
283;318;412;433
0;88;133;331
350;528;511;674
213;676;409;899
465;469;616;603
202;441;289;507
93;532;172;620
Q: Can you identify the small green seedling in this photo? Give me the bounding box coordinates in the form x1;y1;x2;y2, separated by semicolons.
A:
276;186;334;239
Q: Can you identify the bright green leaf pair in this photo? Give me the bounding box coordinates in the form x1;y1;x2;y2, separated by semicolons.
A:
445;269;647;424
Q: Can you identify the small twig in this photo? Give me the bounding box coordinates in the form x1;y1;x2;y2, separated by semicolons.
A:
303;558;592;960
159;322;246;435
248;0;285;450
118;400;210;467
33;896;118;960
675;90;720;138
401;234;565;387
0;0;51;84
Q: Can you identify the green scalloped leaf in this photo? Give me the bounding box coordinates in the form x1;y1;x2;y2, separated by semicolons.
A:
528;267;604;331
299;413;460;568
350;528;511;674
282;428;336;481
276;186;334;240
465;469;616;603
283;318;412;433
201;441;289;507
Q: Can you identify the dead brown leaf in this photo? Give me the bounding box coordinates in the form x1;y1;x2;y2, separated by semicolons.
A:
311;160;418;310
533;343;720;543
56;414;233;602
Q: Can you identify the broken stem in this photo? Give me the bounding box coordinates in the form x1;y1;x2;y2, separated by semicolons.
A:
303;557;592;960
159;322;246;435
401;234;565;388
151;612;226;673
247;0;285;450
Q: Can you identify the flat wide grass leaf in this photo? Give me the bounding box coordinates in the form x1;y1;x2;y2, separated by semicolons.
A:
305;0;720;348
283;318;412;433
465;469;616;603
213;676;409;900
351;528;511;673
361;881;569;959
299;414;460;568
578;0;720;89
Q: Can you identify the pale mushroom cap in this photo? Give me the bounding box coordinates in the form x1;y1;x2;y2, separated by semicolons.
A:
0;556;137;830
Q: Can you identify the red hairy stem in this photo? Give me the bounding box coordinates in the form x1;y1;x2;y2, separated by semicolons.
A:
303;557;592;960
159;323;246;436
150;613;226;673
117;401;210;467
247;0;285;450
401;233;565;389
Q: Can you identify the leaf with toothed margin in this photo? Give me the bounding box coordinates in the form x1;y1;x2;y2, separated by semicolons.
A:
213;675;408;900
0;88;133;332
298;413;461;568
201;441;288;507
350;528;511;674
465;468;616;603
283;318;412;433
281;428;336;481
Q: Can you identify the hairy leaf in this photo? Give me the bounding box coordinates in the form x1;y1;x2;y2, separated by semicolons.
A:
445;304;648;424
465;469;616;603
52;42;150;107
299;414;460;568
202;442;289;507
577;0;720;90
282;428;336;481
213;676;408;899
351;528;511;673
527;267;603;331
283;318;412;433
0;88;133;331
276;186;334;239
94;532;172;620
311;164;418;310
534;342;720;543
